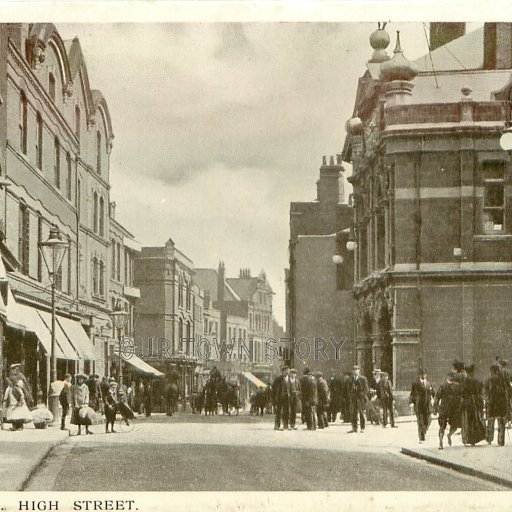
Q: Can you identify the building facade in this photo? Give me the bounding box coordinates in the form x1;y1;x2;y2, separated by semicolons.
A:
0;23;141;403
342;22;512;395
134;238;204;400
285;156;355;376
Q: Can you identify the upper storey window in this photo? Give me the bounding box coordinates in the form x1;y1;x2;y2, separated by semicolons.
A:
49;72;56;102
96;131;102;174
75;105;81;142
36;113;43;170
482;161;506;234
20;91;28;155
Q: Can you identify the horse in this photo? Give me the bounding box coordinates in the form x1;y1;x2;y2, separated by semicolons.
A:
164;381;179;416
203;382;218;416
191;392;205;414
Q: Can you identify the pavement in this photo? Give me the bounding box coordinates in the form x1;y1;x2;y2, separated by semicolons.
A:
2;411;512;491
0;422;68;491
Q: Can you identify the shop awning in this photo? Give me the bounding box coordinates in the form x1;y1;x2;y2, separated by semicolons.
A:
241;371;267;389
36;310;80;361
122;353;164;377
4;288;27;331
57;316;96;361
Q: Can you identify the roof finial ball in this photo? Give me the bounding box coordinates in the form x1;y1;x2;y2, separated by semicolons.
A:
369;22;391;63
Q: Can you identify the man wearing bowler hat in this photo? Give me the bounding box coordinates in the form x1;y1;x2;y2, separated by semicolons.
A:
348;365;368;433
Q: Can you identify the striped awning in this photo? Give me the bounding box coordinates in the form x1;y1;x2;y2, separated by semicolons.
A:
241;371;267;389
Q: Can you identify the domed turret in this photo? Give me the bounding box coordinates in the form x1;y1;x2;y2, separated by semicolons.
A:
380;31;418;82
369;23;391;63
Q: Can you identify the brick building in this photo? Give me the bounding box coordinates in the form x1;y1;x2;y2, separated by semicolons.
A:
0;23;141;403
134;238;204;402
285;156;355;375
342;23;512;397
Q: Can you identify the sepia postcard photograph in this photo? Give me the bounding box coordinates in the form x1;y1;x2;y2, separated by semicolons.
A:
0;1;511;511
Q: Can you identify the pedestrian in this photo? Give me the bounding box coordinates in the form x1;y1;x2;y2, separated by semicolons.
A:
461;364;486;447
409;368;434;443
347;365;368;434
2;377;32;431
316;371;330;429
59;373;72;430
272;366;290;430
300;368;318;430
434;371;463;449
143;380;152;417
377;372;397;428
287;369;300;430
70;374;94;435
99;376;110;414
127;381;136;410
86;374;101;412
104;379;119;433
8;363;34;409
485;363;510;447
341;372;352;423
497;359;512;427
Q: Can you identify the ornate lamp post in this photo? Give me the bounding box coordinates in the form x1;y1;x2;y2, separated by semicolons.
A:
39;225;69;423
112;300;129;387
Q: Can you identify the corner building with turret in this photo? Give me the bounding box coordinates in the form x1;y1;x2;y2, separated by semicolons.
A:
342;23;512;400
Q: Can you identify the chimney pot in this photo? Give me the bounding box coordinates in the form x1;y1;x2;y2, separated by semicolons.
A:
329;155;335;165
322;156;327;165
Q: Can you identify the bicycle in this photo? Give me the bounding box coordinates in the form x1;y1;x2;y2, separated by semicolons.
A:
116;411;135;433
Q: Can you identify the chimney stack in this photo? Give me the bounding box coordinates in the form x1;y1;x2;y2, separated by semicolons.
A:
429;22;465;51
217;261;225;305
316;155;344;204
484;23;512;70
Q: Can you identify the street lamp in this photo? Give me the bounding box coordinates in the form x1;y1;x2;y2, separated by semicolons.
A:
112;300;129;387
39;225;69;423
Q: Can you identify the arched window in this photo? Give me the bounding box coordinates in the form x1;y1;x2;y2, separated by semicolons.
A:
99;196;105;237
36;113;43;169
93;192;98;233
178;319;183;346
96;131;102;174
54;137;60;188
66;152;72;200
49;73;56;102
75;105;80;142
20;91;28;154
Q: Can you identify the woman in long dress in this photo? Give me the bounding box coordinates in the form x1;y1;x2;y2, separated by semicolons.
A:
461;364;486;446
2;378;32;430
70;374;94;435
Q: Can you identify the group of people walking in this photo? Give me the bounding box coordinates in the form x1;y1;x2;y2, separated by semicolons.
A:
271;364;398;432
60;374;152;434
410;359;512;449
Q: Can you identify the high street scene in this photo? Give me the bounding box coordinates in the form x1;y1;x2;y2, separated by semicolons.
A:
0;18;512;502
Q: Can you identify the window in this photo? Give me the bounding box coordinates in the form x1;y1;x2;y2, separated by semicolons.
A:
67;237;72;294
54;137;60;189
66;153;72;200
178;276;183;307
75;105;80;142
116;242;121;281
77;179;81;217
36;113;43;169
20;91;28;154
124;249;128;284
37;215;42;282
482;161;506;233
96;131;102;174
18;204;29;275
93;192;98;233
111;240;116;276
92;257;98;295
49;73;56;102
99;196;105;237
99;261;105;296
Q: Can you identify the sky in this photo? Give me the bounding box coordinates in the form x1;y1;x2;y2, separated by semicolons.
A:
55;22;478;326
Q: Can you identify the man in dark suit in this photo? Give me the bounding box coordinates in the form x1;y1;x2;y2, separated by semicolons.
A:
287;369;301;430
409;368;434;443
348;365;368;433
300;367;318;430
377;372;397;428
272;366;290;430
